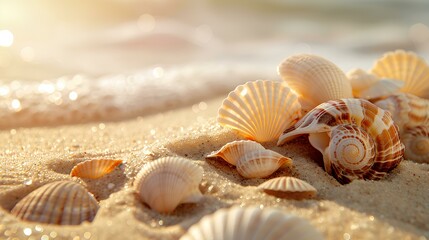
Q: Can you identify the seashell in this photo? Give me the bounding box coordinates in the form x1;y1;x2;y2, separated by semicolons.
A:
180;206;324;240
134;157;203;213
217;80;301;143
11;181;99;225
236;149;292;179
278;54;353;110
258;177;317;200
278;98;404;184
402;126;429;164
206;140;265;165
370;50;429;98
70;159;123;179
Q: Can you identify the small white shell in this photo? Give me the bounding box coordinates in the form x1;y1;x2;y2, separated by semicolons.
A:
278;54;353;110
402;126;429;164
134;157;203;213
217;80;301;143
70;159;123;179
180;206;324;240
206;140;265;165
236;149;292;179
11;181;99;225
258;177;317;199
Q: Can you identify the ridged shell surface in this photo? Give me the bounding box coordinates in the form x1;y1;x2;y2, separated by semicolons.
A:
11;181;99;225
371;50;429;98
402;126;429;164
180;206;324;240
134;157;203;213
217;80;301;143
70;159;123;179
278;54;353;110
258;177;317;199
236;149;292;179
206;140;265;166
278;99;404;184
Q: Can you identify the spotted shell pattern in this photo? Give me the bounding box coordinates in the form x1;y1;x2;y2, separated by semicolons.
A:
70;159;123;179
258;177;317;199
278;99;404;184
206;140;265;166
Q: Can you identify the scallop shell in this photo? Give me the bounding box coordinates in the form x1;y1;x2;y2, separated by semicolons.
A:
134;157;203;213
206;140;265;165
236;149;292;179
11;181;99;225
217;80;301;143
278;54;353;110
70;159;123;179
370;50;429;98
278;99;404;184
180;206;324;240
402;126;429;164
258;177;317;200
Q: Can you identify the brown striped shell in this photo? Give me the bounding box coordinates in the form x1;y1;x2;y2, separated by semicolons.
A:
70;159;123;179
258;177;317;199
278;99;404;184
11;181;99;225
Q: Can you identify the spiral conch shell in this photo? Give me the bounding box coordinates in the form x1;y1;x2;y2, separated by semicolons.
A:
258;177;317;200
278;99;404;184
134;157;203;213
11;181;99;225
278;54;353;110
180;206;324;240
217;80;301;143
70;159;123;179
370;50;429;98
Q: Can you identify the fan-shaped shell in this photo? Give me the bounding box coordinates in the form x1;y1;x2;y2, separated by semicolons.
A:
278;54;353;110
206;140;265;165
217;80;301;143
370;50;429;98
258;177;317;199
180;206;324;240
236;149;292;179
278;99;404;184
134;157;203;213
70;159;123;179
402;126;429;164
11;181;99;225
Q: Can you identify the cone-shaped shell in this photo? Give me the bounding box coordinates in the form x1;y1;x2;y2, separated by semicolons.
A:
278;54;353;110
217;80;301;143
236;149;292;179
70;159;123;179
370;50;429;98
206;140;265;166
402;126;429;164
11;181;99;225
278;99;404;184
134;157;203;213
258;177;317;200
180;206;324;240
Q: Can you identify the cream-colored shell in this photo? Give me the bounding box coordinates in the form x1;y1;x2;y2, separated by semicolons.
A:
11;181;99;225
180;206;324;240
217;80;301;143
236;149;292;179
258;177;317;199
278;54;353;110
371;50;429;98
134;157;203;213
70;159;123;179
206;140;265;165
402;126;429;164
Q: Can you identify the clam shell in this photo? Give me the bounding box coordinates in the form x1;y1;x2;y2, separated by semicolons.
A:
180;206;324;240
370;50;429;98
236;149;292;179
70;159;123;179
206;140;265;166
217;80;301;143
134;157;203;213
11;181;99;225
258;177;317;200
402;126;429;164
278;54;353;110
278;98;404;184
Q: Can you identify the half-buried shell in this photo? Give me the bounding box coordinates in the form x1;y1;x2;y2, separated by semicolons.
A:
70;159;123;179
206;140;265;165
258;177;317;200
236;149;292;179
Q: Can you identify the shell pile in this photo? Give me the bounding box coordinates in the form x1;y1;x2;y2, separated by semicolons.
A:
258;177;317;200
70;159;123;179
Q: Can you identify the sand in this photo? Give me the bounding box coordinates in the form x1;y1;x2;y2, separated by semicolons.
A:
0;96;428;240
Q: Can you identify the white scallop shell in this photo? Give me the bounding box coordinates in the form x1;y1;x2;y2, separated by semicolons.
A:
236;149;292;179
402;126;429;164
258;177;317;199
217;80;301;143
370;50;429;98
206;140;265;165
180;206;324;240
134;157;203;213
11;181;99;225
70;159;123;179
278;54;353;110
